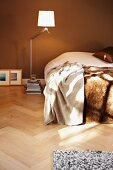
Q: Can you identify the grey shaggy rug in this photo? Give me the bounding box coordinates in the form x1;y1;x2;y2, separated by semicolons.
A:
53;150;113;170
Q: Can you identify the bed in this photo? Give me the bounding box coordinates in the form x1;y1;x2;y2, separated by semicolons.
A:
44;48;113;125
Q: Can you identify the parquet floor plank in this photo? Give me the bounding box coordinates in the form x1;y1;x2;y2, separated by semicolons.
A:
0;86;113;170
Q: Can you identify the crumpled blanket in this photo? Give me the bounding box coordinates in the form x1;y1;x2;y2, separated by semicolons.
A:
44;62;84;125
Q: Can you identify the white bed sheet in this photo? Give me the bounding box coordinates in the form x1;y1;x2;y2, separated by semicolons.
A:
44;52;113;80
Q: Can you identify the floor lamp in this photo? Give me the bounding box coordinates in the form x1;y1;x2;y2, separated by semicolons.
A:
30;10;55;80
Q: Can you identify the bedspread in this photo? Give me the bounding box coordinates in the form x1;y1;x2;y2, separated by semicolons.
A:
44;62;84;125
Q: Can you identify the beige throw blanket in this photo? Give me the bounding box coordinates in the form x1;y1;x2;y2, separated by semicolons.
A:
44;62;84;125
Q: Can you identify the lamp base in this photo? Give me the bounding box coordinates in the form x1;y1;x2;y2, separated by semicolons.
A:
30;74;37;83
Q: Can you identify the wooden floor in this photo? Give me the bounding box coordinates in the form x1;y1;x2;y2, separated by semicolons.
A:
0;86;113;170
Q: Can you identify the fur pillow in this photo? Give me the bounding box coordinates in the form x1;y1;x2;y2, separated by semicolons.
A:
93;46;113;63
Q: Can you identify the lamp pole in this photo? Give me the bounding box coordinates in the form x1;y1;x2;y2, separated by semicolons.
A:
30;39;33;77
29;28;49;79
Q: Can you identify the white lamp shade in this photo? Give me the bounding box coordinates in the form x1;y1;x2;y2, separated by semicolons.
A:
38;11;55;27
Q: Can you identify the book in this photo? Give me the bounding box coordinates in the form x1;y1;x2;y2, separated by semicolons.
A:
27;79;40;84
26;89;42;92
25;79;43;94
26;85;41;90
25;90;42;94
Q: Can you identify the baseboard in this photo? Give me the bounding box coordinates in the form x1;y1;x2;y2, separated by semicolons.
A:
22;79;45;85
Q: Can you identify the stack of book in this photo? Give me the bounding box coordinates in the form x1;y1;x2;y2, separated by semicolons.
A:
25;79;42;94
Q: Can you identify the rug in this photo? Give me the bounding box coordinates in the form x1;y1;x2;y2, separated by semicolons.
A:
53;150;113;170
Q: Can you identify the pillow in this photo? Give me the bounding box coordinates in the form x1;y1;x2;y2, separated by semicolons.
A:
93;46;113;63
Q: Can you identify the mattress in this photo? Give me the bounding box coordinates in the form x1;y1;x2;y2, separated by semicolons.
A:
44;52;113;81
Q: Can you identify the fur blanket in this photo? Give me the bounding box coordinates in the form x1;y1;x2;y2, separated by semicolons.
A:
84;66;113;123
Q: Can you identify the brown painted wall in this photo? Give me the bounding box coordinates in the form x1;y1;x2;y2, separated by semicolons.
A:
0;0;113;78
